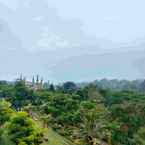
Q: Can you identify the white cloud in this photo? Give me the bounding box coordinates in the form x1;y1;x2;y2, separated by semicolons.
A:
37;34;69;50
33;16;45;21
0;0;97;54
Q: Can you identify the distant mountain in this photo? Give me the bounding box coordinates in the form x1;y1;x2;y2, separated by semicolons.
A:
50;48;145;81
93;79;145;91
77;78;145;92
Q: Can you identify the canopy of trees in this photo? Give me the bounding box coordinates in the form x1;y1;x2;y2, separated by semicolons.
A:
1;79;145;145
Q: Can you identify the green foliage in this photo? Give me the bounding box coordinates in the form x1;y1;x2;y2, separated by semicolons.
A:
62;82;77;93
11;80;34;110
0;100;14;126
6;112;44;145
1;80;145;145
0;100;44;145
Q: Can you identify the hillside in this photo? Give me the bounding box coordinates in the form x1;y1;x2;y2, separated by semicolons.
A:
42;127;74;145
1;80;145;145
34;112;75;145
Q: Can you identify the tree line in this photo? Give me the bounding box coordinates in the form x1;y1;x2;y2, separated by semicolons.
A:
0;80;145;145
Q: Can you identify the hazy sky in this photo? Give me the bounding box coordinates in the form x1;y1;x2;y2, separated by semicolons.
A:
0;0;145;82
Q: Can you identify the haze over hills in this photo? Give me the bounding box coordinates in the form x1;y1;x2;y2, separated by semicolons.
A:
50;48;145;82
1;1;145;145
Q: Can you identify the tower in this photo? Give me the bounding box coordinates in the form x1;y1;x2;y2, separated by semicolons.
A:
32;76;35;86
36;74;39;85
20;73;23;81
40;77;43;86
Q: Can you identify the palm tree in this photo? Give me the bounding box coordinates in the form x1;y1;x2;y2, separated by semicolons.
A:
79;104;111;145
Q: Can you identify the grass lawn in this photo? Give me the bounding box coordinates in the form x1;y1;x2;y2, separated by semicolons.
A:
42;127;75;145
33;115;75;145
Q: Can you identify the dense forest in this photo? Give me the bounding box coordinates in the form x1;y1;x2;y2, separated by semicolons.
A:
1;78;145;145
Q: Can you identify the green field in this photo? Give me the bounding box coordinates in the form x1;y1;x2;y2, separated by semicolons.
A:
42;127;75;145
34;115;75;145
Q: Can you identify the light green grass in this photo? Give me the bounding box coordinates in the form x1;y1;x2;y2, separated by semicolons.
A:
31;112;75;145
42;127;75;145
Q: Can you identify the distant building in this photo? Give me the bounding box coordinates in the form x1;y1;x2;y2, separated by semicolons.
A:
30;75;43;90
18;74;44;91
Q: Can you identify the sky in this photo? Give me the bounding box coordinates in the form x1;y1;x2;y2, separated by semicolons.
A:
0;0;145;82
